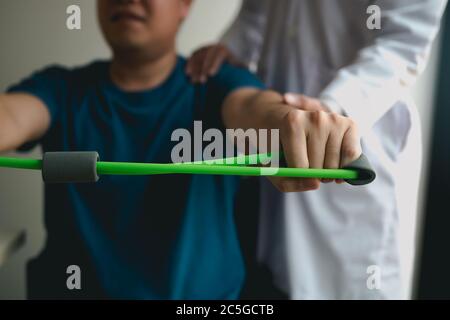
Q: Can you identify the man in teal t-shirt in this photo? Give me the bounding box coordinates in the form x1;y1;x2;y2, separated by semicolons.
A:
0;0;362;299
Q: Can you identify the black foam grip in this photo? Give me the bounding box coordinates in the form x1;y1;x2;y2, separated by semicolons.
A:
42;152;100;184
343;154;376;186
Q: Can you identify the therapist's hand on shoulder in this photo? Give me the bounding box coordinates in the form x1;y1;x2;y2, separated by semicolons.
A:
186;43;243;83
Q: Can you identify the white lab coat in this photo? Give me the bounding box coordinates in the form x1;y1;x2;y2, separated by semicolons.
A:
222;0;447;299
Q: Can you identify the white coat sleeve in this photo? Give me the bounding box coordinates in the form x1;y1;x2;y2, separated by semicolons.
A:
319;0;448;131
220;0;269;68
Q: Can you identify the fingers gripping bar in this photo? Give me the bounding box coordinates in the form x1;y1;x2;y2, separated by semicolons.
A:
0;151;376;185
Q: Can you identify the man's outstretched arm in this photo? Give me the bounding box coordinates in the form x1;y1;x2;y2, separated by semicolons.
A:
0;93;51;152
222;88;362;192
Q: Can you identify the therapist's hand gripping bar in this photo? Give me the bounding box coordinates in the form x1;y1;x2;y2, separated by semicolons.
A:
0;151;376;186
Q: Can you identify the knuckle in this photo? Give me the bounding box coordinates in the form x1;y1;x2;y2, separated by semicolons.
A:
342;146;360;160
329;112;341;123
346;117;358;130
283;110;303;132
308;110;326;126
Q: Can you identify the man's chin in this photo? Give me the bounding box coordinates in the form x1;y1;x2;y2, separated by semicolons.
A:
109;39;149;53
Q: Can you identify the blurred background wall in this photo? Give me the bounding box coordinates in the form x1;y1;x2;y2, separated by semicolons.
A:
0;0;443;299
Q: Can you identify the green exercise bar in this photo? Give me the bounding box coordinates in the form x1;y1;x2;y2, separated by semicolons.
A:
0;151;376;184
96;162;358;179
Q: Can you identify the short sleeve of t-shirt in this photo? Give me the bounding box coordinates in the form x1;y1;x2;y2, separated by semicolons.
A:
202;63;265;130
6;66;68;150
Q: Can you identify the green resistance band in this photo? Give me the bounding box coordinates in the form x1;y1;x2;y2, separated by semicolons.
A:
0;151;376;185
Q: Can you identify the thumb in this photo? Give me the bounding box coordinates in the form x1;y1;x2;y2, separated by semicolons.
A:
283;93;304;108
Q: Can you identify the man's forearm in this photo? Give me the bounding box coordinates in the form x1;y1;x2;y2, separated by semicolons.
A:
0;94;45;152
0;96;19;152
0;93;51;153
0;96;14;152
222;89;294;131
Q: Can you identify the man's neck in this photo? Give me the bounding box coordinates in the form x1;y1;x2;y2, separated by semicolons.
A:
110;50;178;92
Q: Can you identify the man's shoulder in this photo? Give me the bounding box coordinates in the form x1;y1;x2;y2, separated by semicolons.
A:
23;60;109;86
216;63;261;81
208;62;265;92
66;60;109;83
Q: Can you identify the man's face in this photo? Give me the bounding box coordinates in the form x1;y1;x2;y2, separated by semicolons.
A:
98;0;191;54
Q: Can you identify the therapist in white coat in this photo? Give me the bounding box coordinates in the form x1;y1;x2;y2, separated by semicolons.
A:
187;0;447;299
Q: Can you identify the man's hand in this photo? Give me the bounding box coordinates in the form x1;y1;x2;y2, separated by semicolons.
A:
273;108;360;191
282;93;346;184
223;89;362;192
185;44;243;83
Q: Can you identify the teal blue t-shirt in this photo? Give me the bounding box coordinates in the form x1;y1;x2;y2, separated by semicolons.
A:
7;57;264;299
